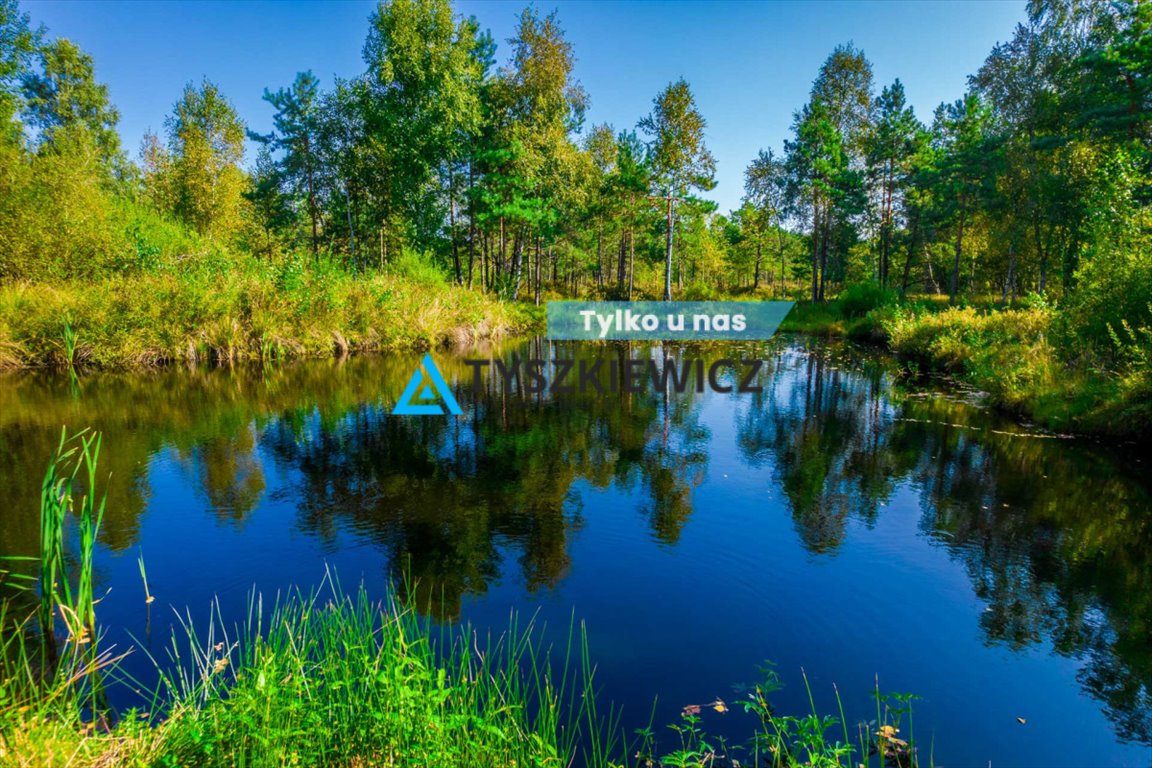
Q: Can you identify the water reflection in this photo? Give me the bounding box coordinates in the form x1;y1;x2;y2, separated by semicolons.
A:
0;338;1149;752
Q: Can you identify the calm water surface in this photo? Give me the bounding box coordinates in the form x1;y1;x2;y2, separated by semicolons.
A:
1;337;1150;767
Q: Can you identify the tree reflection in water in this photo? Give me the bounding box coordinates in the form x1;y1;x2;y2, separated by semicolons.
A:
0;337;1148;744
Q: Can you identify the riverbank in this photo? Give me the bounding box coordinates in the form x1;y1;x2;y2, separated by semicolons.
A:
781;290;1152;440
4;267;1148;440
0;263;539;370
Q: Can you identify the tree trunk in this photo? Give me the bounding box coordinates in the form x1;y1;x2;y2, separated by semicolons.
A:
950;210;965;304
482;230;489;291
1002;243;1017;306
343;183;356;268
498;217;506;278
449;167;460;285
467;162;476;289
1033;212;1047;295
880;159;893;289
305;136;318;262
754;238;761;290
617;229;627;289
818;204;829;302
777;227;787;299
664;193;674;301
628;229;635;301
510;226;525;299
596;220;604;288
900;212;919;298
810;201;820;302
534;235;542;306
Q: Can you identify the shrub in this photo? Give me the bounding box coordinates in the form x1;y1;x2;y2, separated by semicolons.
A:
836;282;895;318
389;248;448;287
682;282;722;301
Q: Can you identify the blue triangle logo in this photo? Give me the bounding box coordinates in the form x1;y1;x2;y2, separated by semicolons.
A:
393;354;463;416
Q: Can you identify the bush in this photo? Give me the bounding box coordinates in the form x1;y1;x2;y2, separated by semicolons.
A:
1060;146;1152;349
682;282;722;301
389;248;448;287
836;282;895;318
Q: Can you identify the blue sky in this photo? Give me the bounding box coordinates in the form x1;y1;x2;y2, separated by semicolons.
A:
25;0;1027;212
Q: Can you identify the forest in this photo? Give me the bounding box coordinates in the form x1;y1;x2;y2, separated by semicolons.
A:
3;3;1152;765
0;0;1150;431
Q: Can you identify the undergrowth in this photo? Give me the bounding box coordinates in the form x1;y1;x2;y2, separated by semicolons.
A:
778;288;1152;438
0;256;536;370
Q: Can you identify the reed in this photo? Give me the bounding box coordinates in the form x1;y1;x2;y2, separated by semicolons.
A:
35;429;105;652
137;551;154;605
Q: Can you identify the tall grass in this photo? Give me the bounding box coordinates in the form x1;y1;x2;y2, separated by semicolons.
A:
0;259;537;370
35;429;106;663
143;574;616;768
0;428;123;766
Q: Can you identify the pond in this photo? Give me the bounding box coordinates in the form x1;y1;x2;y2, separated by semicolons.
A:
1;336;1150;767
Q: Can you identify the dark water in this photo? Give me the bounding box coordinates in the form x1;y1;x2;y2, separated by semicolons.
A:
1;337;1150;767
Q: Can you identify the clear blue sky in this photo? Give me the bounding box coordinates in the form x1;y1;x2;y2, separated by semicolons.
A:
25;0;1027;212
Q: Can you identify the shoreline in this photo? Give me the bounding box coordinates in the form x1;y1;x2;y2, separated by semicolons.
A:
3;281;1148;441
780;300;1151;442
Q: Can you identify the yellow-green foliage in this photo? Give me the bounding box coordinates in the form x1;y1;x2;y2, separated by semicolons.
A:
0;136;123;281
883;304;1152;436
0;259;532;369
885;306;1059;404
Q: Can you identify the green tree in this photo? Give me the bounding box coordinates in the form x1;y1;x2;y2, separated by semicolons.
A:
866;79;921;289
932;92;995;303
786;100;847;301
744;147;792;294
1076;0;1151;146
22;38;121;169
809;42;875;160
360;0;488;255
584;122;617;289
250;71;324;257
244;145;294;260
638;78;716;301
476;7;586;298
162;80;248;239
609;129;651;297
0;0;34;139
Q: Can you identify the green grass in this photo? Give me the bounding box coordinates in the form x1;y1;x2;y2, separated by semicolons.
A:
0;432;929;768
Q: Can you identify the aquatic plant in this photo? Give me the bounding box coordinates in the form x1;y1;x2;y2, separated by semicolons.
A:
36;429;105;658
